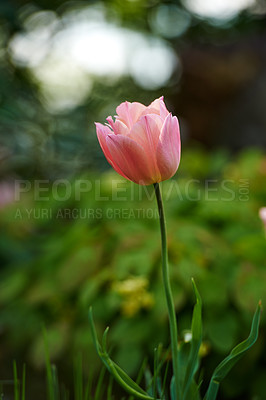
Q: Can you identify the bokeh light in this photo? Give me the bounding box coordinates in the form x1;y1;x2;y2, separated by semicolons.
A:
149;4;191;38
183;0;255;21
9;4;177;112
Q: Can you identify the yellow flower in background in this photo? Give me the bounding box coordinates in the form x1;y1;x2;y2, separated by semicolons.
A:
113;276;154;317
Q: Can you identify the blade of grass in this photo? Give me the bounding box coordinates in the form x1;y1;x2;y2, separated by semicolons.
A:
144;369;153;397
182;279;202;400
89;307;156;400
170;375;176;400
153;346;160;399
107;376;114;400
21;364;26;400
94;367;105;400
161;361;169;400
84;369;93;400
145;345;170;397
13;361;19;400
74;353;83;400
155;344;169;399
43;327;56;400
51;365;60;400
128;358;148;400
204;301;261;400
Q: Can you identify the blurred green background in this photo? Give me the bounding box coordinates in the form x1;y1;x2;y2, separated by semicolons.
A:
0;0;266;399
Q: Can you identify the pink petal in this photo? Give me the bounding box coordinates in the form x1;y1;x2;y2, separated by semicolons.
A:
156;114;181;181
115;101;146;128
106;116;115;130
146;96;169;120
106;134;157;185
129;114;164;182
106;116;129;136
95;123;129;180
129;114;163;154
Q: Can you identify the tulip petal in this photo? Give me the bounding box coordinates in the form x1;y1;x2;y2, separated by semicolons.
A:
106;116;115;130
106;116;129;136
147;96;169;120
156;114;181;181
95;123;130;180
129;114;164;181
106;134;156;185
129;114;163;150
116;101;146;128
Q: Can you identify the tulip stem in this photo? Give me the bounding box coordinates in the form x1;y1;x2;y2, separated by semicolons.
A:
154;182;180;400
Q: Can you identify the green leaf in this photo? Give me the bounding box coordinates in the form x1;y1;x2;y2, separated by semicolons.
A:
186;380;202;400
144;369;154;397
145;345;170;399
170;376;176;400
112;361;151;398
74;353;83;400
204;301;262;400
89;307;156;400
128;358;148;400
21;364;26;400
13;361;19;400
94;368;105;400
43;327;57;400
161;360;170;400
182;278;202;400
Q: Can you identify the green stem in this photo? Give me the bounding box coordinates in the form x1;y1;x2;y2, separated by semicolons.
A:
154;183;180;400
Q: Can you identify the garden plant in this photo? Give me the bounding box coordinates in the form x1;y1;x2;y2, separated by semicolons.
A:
89;97;261;400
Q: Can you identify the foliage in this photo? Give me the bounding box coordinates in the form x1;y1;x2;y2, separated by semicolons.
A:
0;147;265;399
89;279;261;400
2;358;111;400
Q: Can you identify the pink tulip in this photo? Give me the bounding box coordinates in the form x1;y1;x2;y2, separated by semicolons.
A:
95;97;181;185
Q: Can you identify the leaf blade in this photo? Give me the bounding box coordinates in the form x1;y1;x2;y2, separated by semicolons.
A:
204;302;262;400
89;307;156;400
182;278;202;400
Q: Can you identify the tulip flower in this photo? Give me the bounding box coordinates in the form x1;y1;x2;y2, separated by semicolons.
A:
95;97;180;185
91;96;261;400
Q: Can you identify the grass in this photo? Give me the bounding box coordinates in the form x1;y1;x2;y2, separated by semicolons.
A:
0;331;113;400
2;359;111;400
